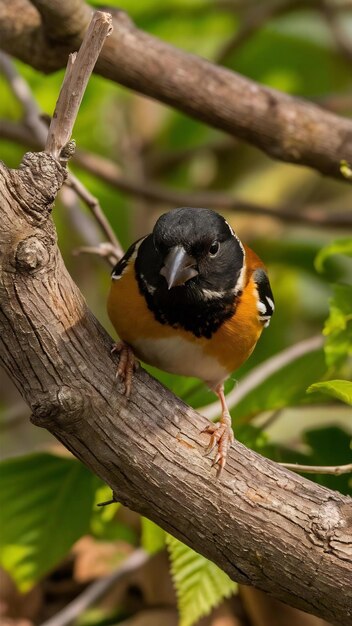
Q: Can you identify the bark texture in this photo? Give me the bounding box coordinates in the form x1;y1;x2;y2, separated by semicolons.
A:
1;0;352;180
0;152;351;625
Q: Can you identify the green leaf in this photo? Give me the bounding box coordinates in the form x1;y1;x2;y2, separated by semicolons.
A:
167;535;236;626
0;453;96;591
315;238;352;273
141;518;166;554
323;284;352;368
307;380;352;405
340;160;352;181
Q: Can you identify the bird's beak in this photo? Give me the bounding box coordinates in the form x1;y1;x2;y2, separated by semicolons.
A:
160;246;198;289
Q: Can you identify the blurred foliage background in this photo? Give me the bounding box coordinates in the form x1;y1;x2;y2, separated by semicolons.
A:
0;1;351;626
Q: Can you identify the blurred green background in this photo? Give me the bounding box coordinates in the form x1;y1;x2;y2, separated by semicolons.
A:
0;1;351;625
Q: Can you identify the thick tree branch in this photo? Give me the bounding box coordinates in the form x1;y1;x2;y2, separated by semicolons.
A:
1;119;351;230
73;150;352;229
1;0;352;181
0;7;352;624
0;150;351;625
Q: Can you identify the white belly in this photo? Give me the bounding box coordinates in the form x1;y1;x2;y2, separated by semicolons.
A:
132;336;228;388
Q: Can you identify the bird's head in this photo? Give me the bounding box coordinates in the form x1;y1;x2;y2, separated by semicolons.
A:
152;207;245;297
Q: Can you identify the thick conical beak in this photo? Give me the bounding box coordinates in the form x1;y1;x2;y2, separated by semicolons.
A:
160;246;198;289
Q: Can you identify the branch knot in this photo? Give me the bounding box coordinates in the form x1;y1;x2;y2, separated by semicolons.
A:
15;152;66;222
308;500;346;550
15;235;51;273
30;385;88;432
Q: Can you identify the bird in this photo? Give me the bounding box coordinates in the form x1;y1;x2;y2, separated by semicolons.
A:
107;207;274;474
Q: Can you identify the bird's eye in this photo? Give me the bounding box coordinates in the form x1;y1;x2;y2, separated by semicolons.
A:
209;241;220;257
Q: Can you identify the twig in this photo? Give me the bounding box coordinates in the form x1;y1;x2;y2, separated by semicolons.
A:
39;550;148;626
74;151;352;229
280;462;352;476
316;91;352;114
45;11;112;159
0;50;122;257
66;173;123;256
257;408;284;431
0;118;38;146
1;118;351;230
145;136;239;176
0;51;47;144
73;243;121;267
200;335;324;420
60;186;107;249
322;1;352;64
215;0;305;64
119;101;154;240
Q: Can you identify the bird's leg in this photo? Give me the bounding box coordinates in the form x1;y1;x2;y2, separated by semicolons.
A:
203;383;235;476
111;340;138;398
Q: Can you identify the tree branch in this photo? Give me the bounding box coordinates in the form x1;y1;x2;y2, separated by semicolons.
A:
0;7;352;624
280;462;352;476
215;0;307;65
2;118;352;230
44;11;112;158
41;549;148;626
0;151;351;624
1;0;352;181
73;150;352;229
0;49;123;258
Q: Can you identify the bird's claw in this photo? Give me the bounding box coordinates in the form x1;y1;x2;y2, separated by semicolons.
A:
203;421;234;476
111;341;138;398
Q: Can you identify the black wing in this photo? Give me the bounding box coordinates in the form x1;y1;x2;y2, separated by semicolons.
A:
253;268;275;327
111;237;145;280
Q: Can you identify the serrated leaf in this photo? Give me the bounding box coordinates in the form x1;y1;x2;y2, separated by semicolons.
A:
0;453;95;591
141;518;166;554
315;238;352;273
307;380;352;405
167;535;236;626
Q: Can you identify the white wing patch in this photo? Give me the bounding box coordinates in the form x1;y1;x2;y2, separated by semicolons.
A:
253;268;275;328
266;296;275;311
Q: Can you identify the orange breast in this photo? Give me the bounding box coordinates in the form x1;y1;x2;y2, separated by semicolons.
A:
203;276;263;372
107;263;263;378
107;263;181;345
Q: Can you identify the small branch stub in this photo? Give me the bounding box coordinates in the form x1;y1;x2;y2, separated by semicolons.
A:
45;11;113;159
16;236;50;273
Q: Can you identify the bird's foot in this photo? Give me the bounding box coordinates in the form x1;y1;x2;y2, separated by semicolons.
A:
111;341;138;398
203;413;234;477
